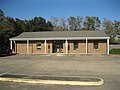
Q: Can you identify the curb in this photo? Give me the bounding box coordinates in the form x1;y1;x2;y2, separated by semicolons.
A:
0;77;104;86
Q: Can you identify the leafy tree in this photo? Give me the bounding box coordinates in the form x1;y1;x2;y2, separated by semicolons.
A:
83;16;95;30
102;18;120;43
59;16;67;31
102;19;114;37
50;16;67;31
50;16;60;31
0;9;7;30
68;16;76;30
76;16;83;30
112;21;120;43
6;17;16;31
29;17;53;31
45;21;53;31
50;16;59;27
0;9;54;51
0;30;11;48
68;16;82;30
92;16;101;30
0;9;4;18
114;21;120;35
83;16;101;30
0;18;5;30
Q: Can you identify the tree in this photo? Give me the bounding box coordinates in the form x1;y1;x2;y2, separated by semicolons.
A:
83;16;95;30
0;9;54;52
68;16;76;30
102;18;119;43
6;17;16;30
13;18;26;36
0;9;4;18
102;19;114;36
114;21;120;35
28;17;46;31
92;16;101;30
26;16;53;32
59;16;67;31
113;21;120;43
50;16;67;31
50;16;59;30
0;9;6;30
45;21;53;31
0;30;11;48
76;16;83;30
68;16;82;30
83;16;101;30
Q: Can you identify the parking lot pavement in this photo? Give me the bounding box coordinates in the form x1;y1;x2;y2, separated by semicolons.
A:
0;54;120;76
0;54;120;90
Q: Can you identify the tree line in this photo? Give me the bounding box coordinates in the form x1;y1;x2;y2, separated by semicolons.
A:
50;16;120;43
0;9;53;48
0;9;120;49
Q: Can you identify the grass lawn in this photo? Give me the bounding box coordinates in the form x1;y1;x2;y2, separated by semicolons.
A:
109;49;120;54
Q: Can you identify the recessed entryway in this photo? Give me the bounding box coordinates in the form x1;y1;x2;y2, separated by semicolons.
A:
53;40;63;53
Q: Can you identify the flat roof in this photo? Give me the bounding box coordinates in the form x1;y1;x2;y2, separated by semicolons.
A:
10;30;109;40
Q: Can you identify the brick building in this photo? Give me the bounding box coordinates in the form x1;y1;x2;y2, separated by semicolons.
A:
10;30;110;54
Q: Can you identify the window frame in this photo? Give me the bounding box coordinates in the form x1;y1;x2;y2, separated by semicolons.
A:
74;41;79;50
36;41;42;50
93;40;98;50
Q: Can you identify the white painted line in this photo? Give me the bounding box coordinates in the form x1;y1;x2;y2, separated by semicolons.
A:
0;77;104;86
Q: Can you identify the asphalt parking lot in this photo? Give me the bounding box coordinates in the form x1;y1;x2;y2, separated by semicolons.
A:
0;54;120;90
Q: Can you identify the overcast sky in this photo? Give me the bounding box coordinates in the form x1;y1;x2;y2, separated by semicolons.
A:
0;0;120;20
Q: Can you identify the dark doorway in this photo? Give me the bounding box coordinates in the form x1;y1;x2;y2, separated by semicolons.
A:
53;40;63;53
48;44;50;53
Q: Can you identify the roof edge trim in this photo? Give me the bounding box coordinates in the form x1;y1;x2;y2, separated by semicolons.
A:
10;37;110;40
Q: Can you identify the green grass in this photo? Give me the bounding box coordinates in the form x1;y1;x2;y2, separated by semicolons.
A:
109;49;120;54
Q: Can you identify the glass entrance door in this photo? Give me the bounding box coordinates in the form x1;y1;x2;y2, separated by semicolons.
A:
53;40;63;53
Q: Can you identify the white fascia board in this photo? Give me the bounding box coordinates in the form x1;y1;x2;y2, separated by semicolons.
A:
9;37;110;41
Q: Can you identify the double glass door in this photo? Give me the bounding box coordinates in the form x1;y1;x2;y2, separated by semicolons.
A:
53;40;63;53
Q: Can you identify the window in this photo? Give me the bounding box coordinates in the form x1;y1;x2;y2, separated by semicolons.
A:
74;41;78;50
93;41;98;49
59;41;63;49
37;41;41;50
